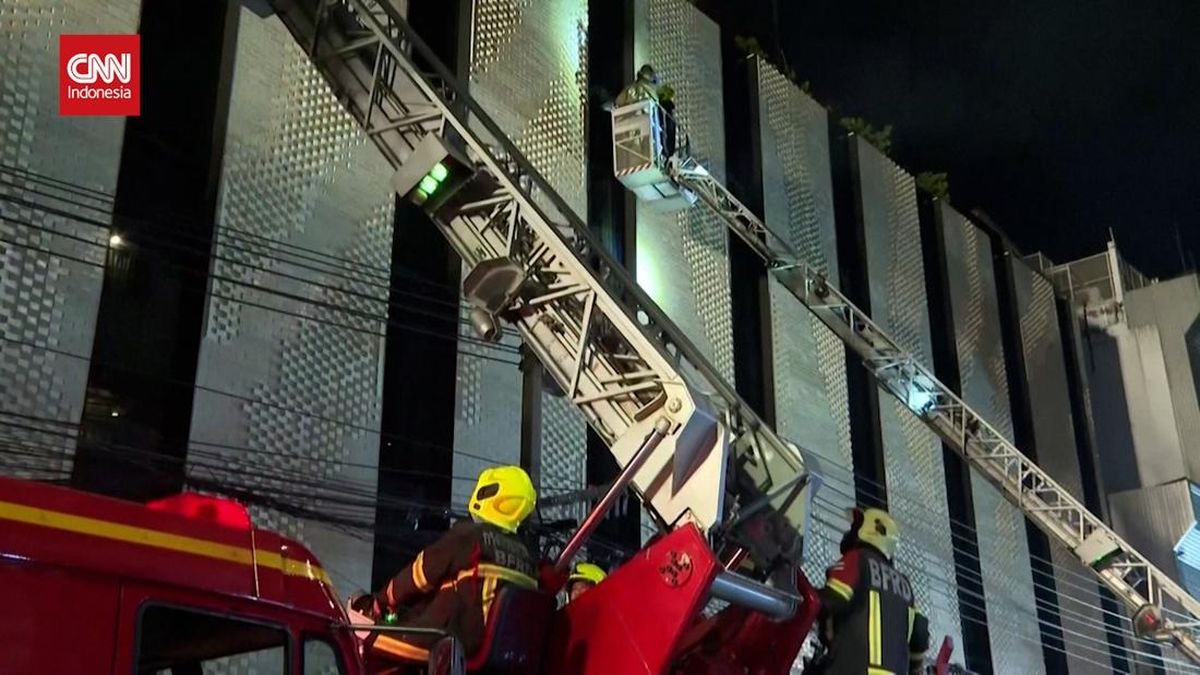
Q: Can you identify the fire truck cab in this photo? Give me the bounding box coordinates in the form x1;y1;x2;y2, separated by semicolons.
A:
0;474;822;675
0;476;363;675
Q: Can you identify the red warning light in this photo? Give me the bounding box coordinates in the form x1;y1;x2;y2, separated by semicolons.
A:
147;493;252;530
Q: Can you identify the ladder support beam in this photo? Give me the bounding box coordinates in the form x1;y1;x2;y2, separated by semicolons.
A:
669;138;1200;664
267;0;821;580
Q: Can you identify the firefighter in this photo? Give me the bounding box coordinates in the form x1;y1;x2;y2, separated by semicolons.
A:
615;63;662;106
566;561;607;601
804;506;931;675
658;83;677;161
355;465;540;666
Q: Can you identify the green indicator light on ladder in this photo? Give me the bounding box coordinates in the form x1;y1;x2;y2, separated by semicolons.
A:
419;175;439;194
430;162;449;182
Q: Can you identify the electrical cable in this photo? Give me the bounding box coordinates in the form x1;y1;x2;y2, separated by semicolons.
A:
4;186;1151;619
3;166;1189;664
2;433;1188;672
0;162;456;299
0;408;590;501
811;463;1200;629
0;208;521;361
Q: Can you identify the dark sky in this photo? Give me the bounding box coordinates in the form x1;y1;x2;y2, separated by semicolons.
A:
697;0;1200;279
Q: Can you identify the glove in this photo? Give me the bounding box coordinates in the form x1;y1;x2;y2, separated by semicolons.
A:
349;591;382;620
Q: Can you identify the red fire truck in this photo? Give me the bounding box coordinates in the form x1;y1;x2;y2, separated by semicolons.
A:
0;474;829;674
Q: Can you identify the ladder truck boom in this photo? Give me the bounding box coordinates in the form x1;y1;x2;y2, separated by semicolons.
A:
642;118;1200;662
267;0;820;576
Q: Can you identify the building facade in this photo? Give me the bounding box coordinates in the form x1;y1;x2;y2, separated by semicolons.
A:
0;0;1173;672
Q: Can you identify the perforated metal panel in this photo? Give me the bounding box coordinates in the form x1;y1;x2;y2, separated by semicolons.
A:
0;0;139;481
853;138;963;659
462;0;589;504
631;0;734;385
451;299;523;507
188;10;394;606
940;204;1043;673
1011;258;1112;673
755;60;853;589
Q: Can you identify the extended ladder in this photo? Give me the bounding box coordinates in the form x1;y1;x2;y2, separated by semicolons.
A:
641;113;1200;661
266;0;821;577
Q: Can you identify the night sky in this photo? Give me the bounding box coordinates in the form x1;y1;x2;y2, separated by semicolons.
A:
697;0;1200;280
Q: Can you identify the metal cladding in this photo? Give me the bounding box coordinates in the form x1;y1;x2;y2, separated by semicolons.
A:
939;204;1042;673
1121;275;1200;485
755;59;854;590
632;0;735;386
631;0;733;542
1009;257;1113;673
1109;480;1193;583
0;0;140;481
851;137;964;660
466;0;591;521
189;8;392;599
1176;483;1200;602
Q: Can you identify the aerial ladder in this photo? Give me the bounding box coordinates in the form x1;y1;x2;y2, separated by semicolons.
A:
266;1;827;672
610;99;1200;665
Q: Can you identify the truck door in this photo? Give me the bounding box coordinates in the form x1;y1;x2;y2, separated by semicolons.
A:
0;562;120;674
114;583;292;674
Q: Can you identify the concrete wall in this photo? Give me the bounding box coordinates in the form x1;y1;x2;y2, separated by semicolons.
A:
755;59;854;587
631;0;734;386
940;204;1043;672
852;138;964;657
1085;274;1200;494
189;8;393;594
1123;275;1200;483
1010;259;1111;672
1108;479;1192;585
0;0;139;480
463;0;591;515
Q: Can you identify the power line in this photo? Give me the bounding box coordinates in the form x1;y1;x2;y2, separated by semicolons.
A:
2;167;1184;664
0;206;521;360
4;432;1189;672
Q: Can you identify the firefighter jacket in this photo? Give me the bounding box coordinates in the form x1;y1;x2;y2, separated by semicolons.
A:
615;80;659;107
809;545;931;675
369;519;538;662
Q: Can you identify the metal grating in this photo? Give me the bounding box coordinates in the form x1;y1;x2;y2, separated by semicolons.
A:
464;0;590;504
633;0;735;385
756;59;853;589
1012;258;1112;673
188;10;394;618
941;204;1043;673
0;0;138;480
854;138;964;659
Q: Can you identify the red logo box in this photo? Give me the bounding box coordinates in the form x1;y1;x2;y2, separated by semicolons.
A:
59;34;140;116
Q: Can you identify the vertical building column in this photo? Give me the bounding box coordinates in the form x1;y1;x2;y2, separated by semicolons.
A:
372;0;471;588
1057;297;1133;672
721;35;772;425
837;135;964;660
919;197;993;673
993;243;1069;674
71;0;240;501
755;57;854;590
587;0;643;557
830;132;886;507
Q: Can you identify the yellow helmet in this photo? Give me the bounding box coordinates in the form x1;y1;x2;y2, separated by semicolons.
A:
568;562;607;586
850;507;899;559
468;465;536;533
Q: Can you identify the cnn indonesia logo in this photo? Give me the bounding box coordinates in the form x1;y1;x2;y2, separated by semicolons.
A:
59;34;140;116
